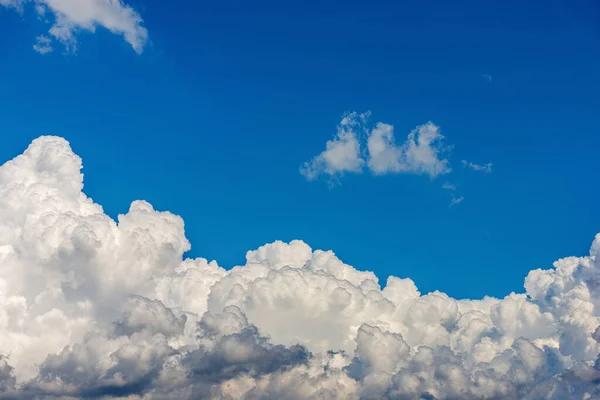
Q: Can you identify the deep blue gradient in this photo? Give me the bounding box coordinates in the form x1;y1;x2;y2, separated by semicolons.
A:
1;0;599;299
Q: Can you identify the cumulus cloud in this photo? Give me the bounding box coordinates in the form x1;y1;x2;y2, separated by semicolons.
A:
1;136;600;398
300;112;368;181
367;121;451;178
1;0;148;53
462;160;493;173
301;113;451;183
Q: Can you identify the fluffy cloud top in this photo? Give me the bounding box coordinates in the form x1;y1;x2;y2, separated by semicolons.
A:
0;136;599;399
1;0;148;53
301;112;452;183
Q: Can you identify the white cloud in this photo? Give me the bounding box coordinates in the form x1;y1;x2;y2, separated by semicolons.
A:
302;113;452;184
1;0;148;53
367;121;451;178
462;159;493;173
0;136;599;398
33;35;53;54
300;112;367;181
449;196;464;207
0;0;21;8
443;184;463;207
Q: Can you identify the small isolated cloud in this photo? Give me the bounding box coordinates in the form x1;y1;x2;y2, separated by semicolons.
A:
443;183;463;206
462;160;493;173
300;112;368;181
367;121;451;178
482;74;493;82
301;113;451;184
1;137;600;398
32;35;53;54
449;195;464;207
1;0;148;54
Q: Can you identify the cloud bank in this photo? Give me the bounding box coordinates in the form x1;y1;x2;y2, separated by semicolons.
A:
0;136;599;399
1;0;148;53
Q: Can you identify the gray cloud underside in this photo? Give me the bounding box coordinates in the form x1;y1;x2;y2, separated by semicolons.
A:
0;136;599;399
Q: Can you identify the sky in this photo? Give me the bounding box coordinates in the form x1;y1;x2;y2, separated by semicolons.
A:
2;1;600;398
1;0;599;303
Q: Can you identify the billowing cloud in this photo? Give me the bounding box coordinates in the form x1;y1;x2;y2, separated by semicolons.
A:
1;0;148;53
1;136;600;399
462;160;493;173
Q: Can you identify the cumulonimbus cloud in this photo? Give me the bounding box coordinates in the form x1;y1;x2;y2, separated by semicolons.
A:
0;136;599;399
1;0;148;53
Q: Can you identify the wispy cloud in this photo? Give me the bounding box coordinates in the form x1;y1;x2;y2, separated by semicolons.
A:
462;160;493;173
1;0;148;54
32;35;53;54
481;73;493;82
449;195;464;207
443;183;463;206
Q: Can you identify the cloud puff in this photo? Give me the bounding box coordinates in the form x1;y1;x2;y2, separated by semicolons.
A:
301;113;451;183
367;121;451;178
462;160;493;173
1;0;148;53
300;112;368;181
0;136;599;398
33;35;53;54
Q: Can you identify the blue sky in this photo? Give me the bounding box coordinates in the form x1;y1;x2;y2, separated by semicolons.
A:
1;0;599;299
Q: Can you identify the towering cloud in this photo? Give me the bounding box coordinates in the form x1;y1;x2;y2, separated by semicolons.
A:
0;136;599;399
